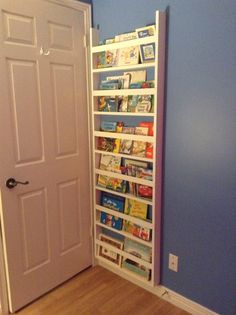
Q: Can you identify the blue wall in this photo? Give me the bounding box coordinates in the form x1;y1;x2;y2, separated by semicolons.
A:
92;1;236;314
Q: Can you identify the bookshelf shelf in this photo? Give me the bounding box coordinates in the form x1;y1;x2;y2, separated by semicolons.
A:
90;11;166;287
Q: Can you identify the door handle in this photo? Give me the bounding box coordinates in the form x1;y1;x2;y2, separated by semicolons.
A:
6;178;29;189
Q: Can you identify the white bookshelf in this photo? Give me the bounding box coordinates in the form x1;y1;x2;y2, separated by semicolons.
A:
90;11;166;287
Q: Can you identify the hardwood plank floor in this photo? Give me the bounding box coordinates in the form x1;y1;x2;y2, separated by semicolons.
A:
16;266;190;315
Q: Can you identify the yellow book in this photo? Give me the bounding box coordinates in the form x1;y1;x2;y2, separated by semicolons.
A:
124;198;147;220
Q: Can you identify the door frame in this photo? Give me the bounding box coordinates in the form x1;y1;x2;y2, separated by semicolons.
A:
0;1;92;314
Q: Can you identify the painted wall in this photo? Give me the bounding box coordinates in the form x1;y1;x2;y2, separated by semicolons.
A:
92;1;236;314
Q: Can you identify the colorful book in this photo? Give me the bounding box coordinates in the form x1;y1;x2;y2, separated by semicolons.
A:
97;137;115;152
119;139;133;155
100;154;122;173
132;141;147;157
123;220;151;241
124;238;152;262
122;259;150;280
124;198;148;220
99;234;123;266
98;96;118;112
97;50;118;68
101;121;117;132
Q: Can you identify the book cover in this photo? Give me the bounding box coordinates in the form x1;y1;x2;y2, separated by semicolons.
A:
139;122;154;136
123;220;151;241
135;25;155;38
124;238;152;262
117;46;139;66
127;95;139;112
132;141;147;157
100;154;122;173
122;127;135;134
124;70;146;83
97;50;118;68
115;31;137;42
101;121;117;132
106;75;130;89
98;96;118;112
100;212;123;230
101;192;125;212
136;25;156;63
136;184;153;199
136;95;153;113
122;259;150;280
124;198;148;220
146;142;153;159
119;139;133;155
134;126;149;136
118;96;128;112
99;234;123;266
97;137;115;152
106;177;127;193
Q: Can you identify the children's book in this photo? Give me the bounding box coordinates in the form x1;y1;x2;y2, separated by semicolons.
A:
99;234;123;266
118;96;128;112
134;126;149;136
136;95;153;113
132;141;147;157
97;137;115;152
101;192;125;212
139;122;154;136
124;70;146;83
124;198;148;220
106;177;127;193
115;31;137;42
122;259;150;280
119;139;133;155
100;192;125;231
145;142;153;159
122;127;135;134
123;220;151;241
117;46;139;66
98;96;118;112
101;121;117;132
100;154;122;173
136;184;153;199
106;74;130;89
136;25;156;63
97;50;118;68
124;238;152;262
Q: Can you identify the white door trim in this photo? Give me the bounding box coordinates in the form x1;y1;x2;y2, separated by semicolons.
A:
0;1;92;314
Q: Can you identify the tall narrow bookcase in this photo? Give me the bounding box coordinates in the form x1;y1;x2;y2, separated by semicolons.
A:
90;11;166;288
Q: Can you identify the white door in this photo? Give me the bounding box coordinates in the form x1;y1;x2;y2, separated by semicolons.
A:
0;0;92;312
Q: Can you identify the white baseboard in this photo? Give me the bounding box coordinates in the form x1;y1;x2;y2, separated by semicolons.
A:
153;285;219;315
97;261;219;315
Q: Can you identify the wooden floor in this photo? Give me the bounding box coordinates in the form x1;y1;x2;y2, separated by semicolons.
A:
16;266;190;315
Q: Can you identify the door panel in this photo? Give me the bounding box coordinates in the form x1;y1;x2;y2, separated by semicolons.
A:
7;59;44;164
0;0;91;312
20;189;50;271
51;63;78;156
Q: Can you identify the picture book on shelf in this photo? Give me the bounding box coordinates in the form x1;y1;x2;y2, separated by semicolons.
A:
124;238;152;262
123;220;151;241
106;74;130;89
127;95;153;113
100;192;125;231
100;154;122;173
139;122;154;136
98;96;118;112
97;50;118;68
124;70;146;83
122;258;150;280
136;184;153;199
97;137;116;152
99;234;123;266
136;25;156;63
117;46;139;66
101;192;125;212
106;177;127;193
119;139;133;155
115;31;137;42
124;198;148;220
132;141;147;157
118;96;129;112
145;142;153;159
101;121;117;132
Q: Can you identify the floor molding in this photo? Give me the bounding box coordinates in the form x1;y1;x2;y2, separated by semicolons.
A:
98;261;219;315
153;285;219;315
